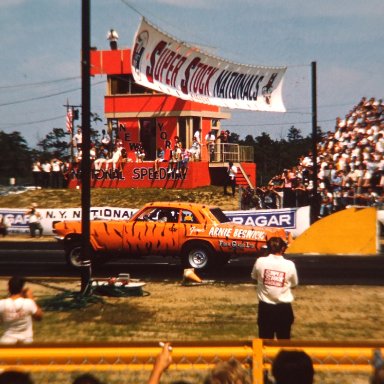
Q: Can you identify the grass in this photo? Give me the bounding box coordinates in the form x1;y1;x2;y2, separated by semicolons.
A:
0;280;379;383
0;279;381;384
25;282;384;344
0;186;239;211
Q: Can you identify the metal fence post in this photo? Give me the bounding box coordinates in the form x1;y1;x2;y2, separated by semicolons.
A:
252;339;264;384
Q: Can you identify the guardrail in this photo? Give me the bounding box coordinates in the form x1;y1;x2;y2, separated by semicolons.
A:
0;340;382;383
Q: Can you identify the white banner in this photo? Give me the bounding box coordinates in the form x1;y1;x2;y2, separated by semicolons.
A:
131;18;287;112
0;207;137;236
2;206;382;239
0;206;309;238
224;206;311;239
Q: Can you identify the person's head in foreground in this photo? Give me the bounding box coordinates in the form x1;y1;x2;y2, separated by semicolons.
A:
203;358;251;384
272;350;314;384
0;370;34;384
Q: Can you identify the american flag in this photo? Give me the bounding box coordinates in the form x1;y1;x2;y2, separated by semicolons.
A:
66;108;73;133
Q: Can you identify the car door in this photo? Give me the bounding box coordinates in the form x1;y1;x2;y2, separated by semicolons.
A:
179;209;202;239
123;207;180;256
91;220;125;252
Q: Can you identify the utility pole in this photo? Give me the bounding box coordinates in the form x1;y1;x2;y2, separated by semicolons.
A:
311;61;319;223
79;0;92;294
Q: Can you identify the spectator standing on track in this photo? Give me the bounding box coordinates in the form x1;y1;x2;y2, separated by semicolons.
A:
251;237;298;339
0;216;10;237
28;204;43;238
0;276;43;344
224;161;237;196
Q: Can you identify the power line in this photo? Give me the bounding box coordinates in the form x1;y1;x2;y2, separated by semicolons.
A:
0;76;80;90
0;115;67;129
119;0;310;68
0;80;105;107
119;0;142;17
0;87;81;107
222;118;335;128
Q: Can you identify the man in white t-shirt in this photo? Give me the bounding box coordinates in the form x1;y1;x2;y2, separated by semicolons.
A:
251;237;298;339
0;276;43;344
224;161;238;196
205;131;216;162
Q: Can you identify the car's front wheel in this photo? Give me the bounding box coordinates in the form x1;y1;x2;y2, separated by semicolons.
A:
182;242;215;271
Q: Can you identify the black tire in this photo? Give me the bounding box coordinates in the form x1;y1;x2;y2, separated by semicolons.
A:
65;241;107;268
182;242;216;271
65;243;83;268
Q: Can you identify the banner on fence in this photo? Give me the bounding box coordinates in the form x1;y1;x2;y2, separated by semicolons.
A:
0;207;137;235
224;206;311;238
0;206;310;237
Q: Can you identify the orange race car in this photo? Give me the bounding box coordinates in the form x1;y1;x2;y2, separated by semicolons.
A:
53;201;291;271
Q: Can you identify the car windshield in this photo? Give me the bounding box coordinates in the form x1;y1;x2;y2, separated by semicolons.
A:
209;208;231;223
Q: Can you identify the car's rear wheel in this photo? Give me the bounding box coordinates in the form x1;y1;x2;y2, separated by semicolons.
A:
65;243;84;268
182;243;215;271
65;240;101;268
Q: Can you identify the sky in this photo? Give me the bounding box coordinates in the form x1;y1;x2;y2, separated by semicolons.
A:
0;0;383;148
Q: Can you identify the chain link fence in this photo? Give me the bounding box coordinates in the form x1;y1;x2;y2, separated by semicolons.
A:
0;340;382;384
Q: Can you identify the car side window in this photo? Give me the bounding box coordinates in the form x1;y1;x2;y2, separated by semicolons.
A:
157;209;179;223
136;208;157;221
181;210;198;224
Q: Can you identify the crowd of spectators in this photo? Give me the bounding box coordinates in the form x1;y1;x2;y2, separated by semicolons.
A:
241;97;384;216
31;159;71;189
31;128;207;188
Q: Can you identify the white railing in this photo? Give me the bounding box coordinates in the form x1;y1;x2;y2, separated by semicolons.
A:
213;143;254;163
